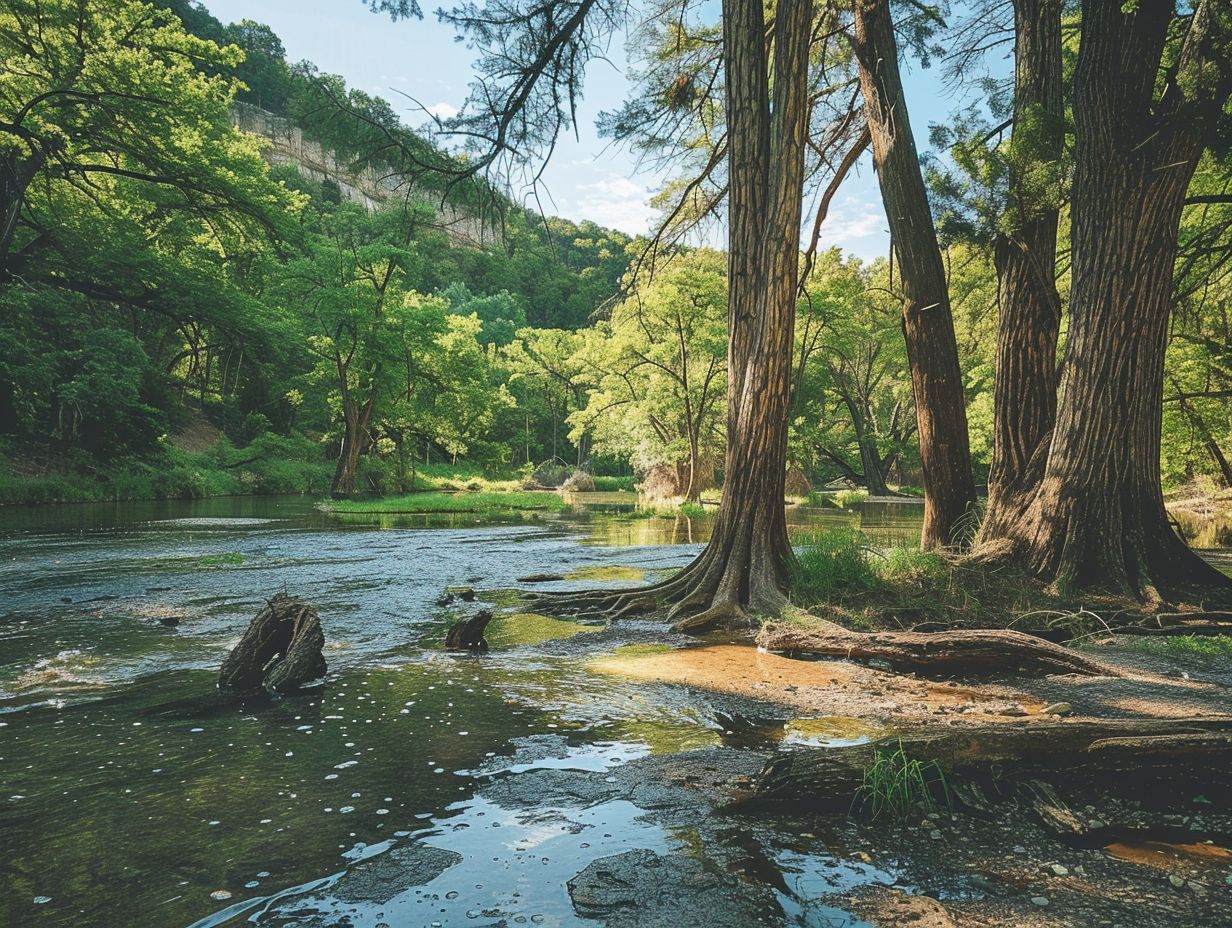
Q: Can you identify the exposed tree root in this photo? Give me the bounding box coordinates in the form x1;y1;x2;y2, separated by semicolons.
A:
522;543;774;632
754;718;1232;801
757;617;1123;677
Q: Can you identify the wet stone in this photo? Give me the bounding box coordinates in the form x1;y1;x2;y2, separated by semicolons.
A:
568;848;780;928
317;844;462;905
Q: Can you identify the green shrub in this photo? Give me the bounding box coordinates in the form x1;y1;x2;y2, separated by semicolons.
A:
804;490;839;508
592;475;636;491
790;527;883;605
678;501;707;519
833;488;869;508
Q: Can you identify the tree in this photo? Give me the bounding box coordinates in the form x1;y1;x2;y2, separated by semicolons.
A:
979;0;1232;597
793;251;915;495
850;0;978;548
0;0;283;274
569;248;727;500
285;203;424;496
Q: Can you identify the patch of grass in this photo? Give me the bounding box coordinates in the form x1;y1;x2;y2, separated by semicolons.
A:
1118;635;1232;660
679;501;707;519
877;546;949;586
857;741;950;822
592;475;636;491
325;490;566;515
790;528;884;605
803;490;839;509
833;488;869;508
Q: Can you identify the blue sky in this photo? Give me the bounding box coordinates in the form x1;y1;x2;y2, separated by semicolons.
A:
204;0;1005;261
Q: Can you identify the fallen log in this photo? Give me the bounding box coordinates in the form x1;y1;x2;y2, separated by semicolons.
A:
758;619;1122;677
754;718;1232;802
218;593;326;694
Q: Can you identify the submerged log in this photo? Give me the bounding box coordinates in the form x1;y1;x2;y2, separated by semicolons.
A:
445;609;494;652
758;619;1121;677
754;718;1232;802
218;593;326;694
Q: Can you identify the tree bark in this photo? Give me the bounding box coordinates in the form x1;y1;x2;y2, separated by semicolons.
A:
332;394;375;497
758;619;1121;677
218;593;327;694
986;0;1232;597
852;0;978;550
981;0;1064;537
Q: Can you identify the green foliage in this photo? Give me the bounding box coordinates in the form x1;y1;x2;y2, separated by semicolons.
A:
325;490;566;514
833;489;869;508
569;249;727;486
857;742;950;822
790;528;884;605
592;475;636;491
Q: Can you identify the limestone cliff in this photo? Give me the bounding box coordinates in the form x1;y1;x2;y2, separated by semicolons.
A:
230;103;500;248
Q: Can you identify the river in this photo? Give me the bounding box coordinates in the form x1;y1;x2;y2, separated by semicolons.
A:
0;494;925;928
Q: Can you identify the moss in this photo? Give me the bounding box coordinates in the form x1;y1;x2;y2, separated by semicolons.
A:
565;565;647;582
1118;635;1232;660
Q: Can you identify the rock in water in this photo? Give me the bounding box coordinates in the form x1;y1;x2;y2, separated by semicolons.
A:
445;609;493;652
218;593;326;694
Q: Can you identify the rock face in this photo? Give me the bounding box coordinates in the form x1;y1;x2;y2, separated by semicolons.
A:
230;103;499;248
218;593;326;694
567;848;780;928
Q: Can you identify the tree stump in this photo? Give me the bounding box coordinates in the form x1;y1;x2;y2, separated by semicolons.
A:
445;609;494;652
218;593;326;694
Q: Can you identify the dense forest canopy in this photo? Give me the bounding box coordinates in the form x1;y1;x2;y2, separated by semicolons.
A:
0;0;1230;551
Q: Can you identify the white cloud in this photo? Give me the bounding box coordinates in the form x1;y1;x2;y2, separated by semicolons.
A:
816;193;889;260
425;101;459;120
569;176;656;235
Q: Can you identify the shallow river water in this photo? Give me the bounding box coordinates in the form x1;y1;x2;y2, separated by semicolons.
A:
0;494;925;928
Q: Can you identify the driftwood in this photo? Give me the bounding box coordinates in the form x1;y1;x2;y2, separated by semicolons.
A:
445;609;494;652
754;718;1232;802
218;593;326;694
758;619;1122;677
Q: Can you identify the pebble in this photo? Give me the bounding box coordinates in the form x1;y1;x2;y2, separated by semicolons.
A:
1031;896;1050;907
1168;874;1186;889
1012;846;1027;855
929;829;942;840
1041;702;1073;716
209;890;232;901
1047;863;1069;877
33;896;51;905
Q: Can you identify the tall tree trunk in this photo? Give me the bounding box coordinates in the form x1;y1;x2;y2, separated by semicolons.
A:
859;435;890;496
981;0;1064;538
536;0;814;629
993;0;1232;597
852;0;978;549
332;396;374;498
